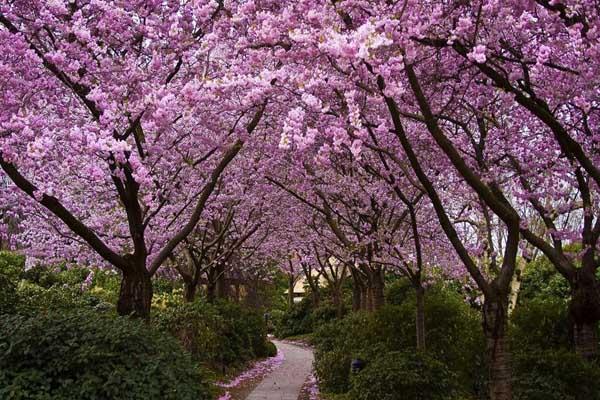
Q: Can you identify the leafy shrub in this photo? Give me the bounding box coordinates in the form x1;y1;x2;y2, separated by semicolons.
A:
348;351;459;400
0;310;213;400
314;349;352;393
312;286;485;397
153;298;268;367
513;348;600;400
510;298;570;350
311;301;339;328
264;341;278;357
519;255;571;302
0;271;17;314
385;277;413;306
0;251;25;282
275;297;314;337
15;282;112;316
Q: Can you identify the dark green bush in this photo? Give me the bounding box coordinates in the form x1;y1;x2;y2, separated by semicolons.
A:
0;310;213;400
312;286;485;397
153;299;268;367
510;298;570;350
276;297;314;337
348;351;459;400
519;256;571;302
264;341;278;357
510;296;600;400
314;349;352;393
0;271;17;314
0;251;25;282
15;282;112;316
513;348;600;400
385;277;413;306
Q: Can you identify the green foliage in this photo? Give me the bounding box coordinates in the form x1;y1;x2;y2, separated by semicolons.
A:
0;251;25;282
0;271;17;314
153;298;269;368
0;252;23;314
519;255;570;302
315;349;352;393
510;296;600;400
276;298;341;338
264;341;278;357
348;351;459;400
384;277;413;306
0;310;213;400
312;285;485;397
276;298;314;337
513;349;600;400
511;298;570;350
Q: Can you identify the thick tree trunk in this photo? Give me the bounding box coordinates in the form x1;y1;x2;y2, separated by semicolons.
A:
415;285;426;350
183;282;197;302
371;269;385;310
361;285;369;311
311;290;321;307
216;276;229;300
483;299;512;400
508;260;525;315
569;268;600;359
332;288;343;317
117;266;153;318
574;322;599;360
207;280;217;303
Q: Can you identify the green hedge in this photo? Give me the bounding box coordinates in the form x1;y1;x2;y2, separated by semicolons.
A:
349;351;459;400
0;310;213;400
312;286;484;396
153;299;269;368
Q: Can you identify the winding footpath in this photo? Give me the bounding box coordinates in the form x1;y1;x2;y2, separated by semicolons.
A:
245;340;314;400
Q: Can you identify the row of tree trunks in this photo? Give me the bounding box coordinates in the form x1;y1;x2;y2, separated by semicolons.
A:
350;267;385;312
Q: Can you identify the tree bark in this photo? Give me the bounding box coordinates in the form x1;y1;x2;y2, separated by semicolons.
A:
117;265;153;318
332;288;343;317
574;321;599;360
351;270;363;311
415;284;426;350
361;285;369;311
183;281;197;302
371;268;385;310
483;299;512;400
207;276;217;303
288;276;295;308
215;269;229;300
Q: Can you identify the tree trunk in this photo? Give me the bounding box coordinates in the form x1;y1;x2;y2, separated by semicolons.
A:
371;269;385;310
117;266;153;318
569;268;600;360
508;259;525;315
483;299;512;400
352;274;362;311
415;285;426;350
234;283;241;302
216;277;229;300
207;280;216;303
288;276;295;308
360;285;369;311
574;321;599;360
183;281;197;302
332;288;343;317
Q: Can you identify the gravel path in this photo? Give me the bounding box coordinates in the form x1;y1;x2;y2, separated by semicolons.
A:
245;340;314;400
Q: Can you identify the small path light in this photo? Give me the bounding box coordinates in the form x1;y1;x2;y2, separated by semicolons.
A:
350;358;365;373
